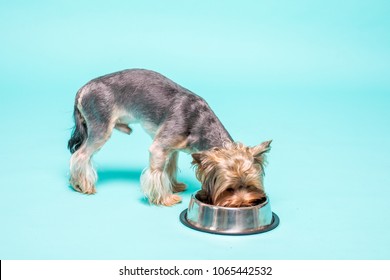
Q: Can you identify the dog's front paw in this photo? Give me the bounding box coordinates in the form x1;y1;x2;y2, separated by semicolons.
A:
160;194;182;206
172;182;187;193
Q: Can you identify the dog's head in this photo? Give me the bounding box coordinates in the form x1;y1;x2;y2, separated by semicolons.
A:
192;140;271;207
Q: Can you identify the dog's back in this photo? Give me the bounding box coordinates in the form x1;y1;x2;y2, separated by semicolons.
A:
73;69;232;150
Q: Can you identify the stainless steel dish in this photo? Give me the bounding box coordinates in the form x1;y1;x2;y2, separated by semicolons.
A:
180;191;279;235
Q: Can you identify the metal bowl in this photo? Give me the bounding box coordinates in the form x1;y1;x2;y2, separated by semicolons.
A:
180;191;279;235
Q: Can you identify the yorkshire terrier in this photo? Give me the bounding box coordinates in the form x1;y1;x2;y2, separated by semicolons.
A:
68;69;271;207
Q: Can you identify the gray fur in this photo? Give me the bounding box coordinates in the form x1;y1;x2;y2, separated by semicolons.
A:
70;69;233;153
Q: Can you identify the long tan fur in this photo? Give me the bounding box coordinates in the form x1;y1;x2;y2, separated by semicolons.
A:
192;141;271;207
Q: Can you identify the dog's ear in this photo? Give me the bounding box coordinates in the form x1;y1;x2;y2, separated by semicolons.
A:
251;140;272;164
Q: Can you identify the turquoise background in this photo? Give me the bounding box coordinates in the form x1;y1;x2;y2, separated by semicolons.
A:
1;0;389;259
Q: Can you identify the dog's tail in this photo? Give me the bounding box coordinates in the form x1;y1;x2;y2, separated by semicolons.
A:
68;100;87;154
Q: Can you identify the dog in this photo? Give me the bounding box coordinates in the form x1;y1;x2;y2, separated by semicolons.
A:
68;69;271;207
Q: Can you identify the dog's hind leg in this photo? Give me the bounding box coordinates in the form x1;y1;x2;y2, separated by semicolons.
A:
69;90;116;195
70;122;114;194
69;86;119;194
70;143;98;194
